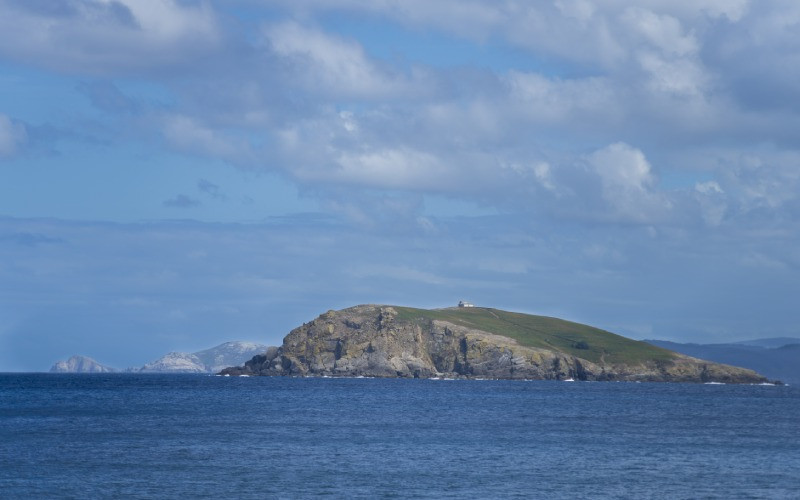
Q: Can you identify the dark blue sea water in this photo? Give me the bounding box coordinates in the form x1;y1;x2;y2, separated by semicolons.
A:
1;375;798;499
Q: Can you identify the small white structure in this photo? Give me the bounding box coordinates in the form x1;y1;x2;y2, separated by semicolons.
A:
458;301;474;308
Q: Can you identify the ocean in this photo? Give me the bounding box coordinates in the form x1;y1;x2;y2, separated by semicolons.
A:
1;374;798;499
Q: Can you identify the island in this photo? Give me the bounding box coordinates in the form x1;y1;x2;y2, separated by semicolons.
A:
50;355;115;373
220;304;772;383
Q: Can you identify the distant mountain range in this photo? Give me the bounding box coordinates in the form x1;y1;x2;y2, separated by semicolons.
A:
644;338;800;385
730;337;800;348
50;341;269;374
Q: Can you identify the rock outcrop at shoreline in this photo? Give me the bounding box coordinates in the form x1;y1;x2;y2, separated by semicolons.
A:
221;305;772;384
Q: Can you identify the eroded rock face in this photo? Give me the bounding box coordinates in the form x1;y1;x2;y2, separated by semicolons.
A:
221;305;769;383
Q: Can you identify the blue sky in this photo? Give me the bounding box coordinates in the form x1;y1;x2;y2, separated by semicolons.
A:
2;0;799;371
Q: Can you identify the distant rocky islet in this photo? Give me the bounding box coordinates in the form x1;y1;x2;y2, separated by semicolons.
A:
50;355;115;374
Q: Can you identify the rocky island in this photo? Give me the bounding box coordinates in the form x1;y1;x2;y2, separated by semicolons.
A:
50;355;115;373
221;305;772;383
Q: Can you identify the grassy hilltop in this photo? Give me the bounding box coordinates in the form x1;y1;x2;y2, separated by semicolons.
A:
395;306;677;365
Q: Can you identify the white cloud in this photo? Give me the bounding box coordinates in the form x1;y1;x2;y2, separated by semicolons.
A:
0;114;27;157
162;114;255;165
266;1;628;66
506;72;616;122
694;181;727;226
695;181;723;194
590;143;654;191
622;7;698;56
637;51;709;96
692;0;750;22
271;1;744;70
265;22;412;98
587;142;671;222
111;0;216;42
582;242;626;265
721;151;800;211
333;148;450;190
6;1;799;236
739;252;788;270
618;7;712;98
263;0;755;94
533;162;556;192
555;0;596;25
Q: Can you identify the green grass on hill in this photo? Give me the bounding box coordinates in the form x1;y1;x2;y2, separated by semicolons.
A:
394;306;677;365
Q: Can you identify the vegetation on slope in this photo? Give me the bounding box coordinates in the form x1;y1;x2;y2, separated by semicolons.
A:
394;306;677;365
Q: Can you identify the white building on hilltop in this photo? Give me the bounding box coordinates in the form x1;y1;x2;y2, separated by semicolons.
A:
458;301;474;308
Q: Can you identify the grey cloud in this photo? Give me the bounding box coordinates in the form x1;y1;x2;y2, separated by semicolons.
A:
77;81;139;114
701;1;800;111
161;114;261;166
197;179;227;200
715;149;800;221
0;231;64;247
163;195;201;208
4;0;81;18
0;0;221;75
0;114;27;157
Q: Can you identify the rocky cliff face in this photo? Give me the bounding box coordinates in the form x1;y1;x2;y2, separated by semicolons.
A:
50;355;115;373
221;305;770;383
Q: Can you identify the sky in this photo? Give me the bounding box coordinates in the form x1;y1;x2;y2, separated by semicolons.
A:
1;0;799;371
